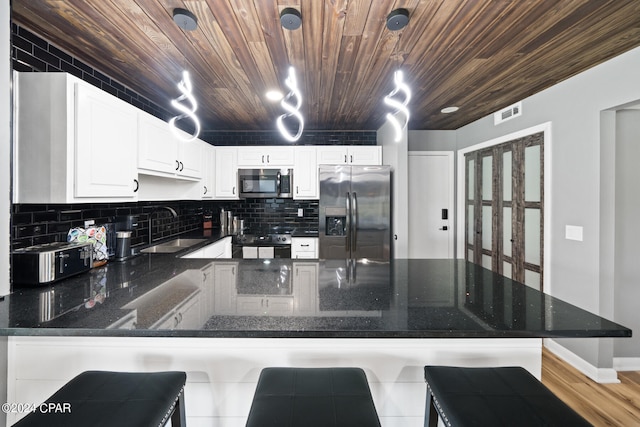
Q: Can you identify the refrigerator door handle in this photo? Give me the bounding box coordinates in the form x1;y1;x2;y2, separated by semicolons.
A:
345;192;351;252
351;192;358;252
276;171;281;196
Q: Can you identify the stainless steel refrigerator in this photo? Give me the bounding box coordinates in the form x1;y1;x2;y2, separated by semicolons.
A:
319;165;391;260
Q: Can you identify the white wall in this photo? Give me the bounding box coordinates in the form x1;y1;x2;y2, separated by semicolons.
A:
378;120;408;258
1;3;10;424
614;109;640;360
1;0;11;297
453;46;640;369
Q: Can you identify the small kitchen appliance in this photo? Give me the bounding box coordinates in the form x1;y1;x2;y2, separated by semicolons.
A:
238;168;293;199
12;241;94;285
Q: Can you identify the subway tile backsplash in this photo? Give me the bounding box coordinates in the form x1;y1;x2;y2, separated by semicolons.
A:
11;199;319;252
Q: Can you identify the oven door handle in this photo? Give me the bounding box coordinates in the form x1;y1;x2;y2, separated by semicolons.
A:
276;171;281;196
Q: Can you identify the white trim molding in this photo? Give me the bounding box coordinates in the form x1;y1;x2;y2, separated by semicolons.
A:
545;339;620;384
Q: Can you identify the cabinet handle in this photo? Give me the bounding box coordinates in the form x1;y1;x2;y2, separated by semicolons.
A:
262;155;265;163
296;186;299;194
179;161;184;171
133;179;139;192
176;160;180;171
204;185;208;194
344;155;347;163
350;155;353;163
267;155;270;163
301;244;310;247
232;186;236;195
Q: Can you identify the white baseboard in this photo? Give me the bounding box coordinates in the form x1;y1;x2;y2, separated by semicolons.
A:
613;357;640;371
544;339;620;384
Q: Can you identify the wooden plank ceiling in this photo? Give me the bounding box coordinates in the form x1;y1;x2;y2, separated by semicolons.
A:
11;0;640;131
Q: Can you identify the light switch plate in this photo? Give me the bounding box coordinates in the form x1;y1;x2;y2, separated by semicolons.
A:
565;225;583;241
297;208;303;217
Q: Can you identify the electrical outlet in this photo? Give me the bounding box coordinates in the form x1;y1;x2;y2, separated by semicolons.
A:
84;220;95;228
297;208;303;217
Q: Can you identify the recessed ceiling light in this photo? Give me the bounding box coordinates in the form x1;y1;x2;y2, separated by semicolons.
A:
441;106;459;114
265;90;284;102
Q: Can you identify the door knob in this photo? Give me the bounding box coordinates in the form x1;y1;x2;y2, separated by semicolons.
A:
439;226;448;231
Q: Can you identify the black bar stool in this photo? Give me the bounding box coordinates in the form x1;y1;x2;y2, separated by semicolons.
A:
424;366;592;426
12;370;187;427
246;367;381;427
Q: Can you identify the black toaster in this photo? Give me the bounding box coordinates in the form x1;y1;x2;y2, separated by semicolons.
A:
12;241;94;285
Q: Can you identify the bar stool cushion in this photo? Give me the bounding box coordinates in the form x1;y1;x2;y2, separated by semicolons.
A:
12;370;186;427
246;367;381;427
423;366;592;426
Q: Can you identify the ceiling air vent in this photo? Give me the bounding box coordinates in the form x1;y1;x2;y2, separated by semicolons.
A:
494;101;522;125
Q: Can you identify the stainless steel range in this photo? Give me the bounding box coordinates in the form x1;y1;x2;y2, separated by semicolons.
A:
232;232;292;259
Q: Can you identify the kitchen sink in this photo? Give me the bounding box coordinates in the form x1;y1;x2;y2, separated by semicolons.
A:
140;238;207;254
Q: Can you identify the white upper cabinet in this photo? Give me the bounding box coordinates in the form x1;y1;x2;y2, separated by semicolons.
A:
15;72;138;203
202;144;215;199
237;146;294;167
214;147;239;199
316;145;381;165
137;113;203;180
293;146;317;199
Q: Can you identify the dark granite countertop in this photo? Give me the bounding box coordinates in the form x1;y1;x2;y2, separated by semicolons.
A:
0;239;631;338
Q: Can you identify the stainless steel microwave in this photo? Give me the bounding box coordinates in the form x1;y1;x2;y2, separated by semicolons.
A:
238;168;293;198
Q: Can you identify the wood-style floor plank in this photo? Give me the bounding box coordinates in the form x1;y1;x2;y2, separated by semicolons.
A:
542;348;640;427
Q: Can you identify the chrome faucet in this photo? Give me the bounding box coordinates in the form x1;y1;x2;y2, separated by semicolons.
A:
148;206;178;245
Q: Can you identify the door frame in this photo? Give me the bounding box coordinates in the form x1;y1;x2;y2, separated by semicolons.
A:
408;151;455;258
456;122;553;291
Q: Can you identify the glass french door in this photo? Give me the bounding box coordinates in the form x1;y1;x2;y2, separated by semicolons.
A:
465;132;544;290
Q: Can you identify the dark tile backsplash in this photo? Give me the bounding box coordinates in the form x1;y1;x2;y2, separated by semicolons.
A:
12;199;319;252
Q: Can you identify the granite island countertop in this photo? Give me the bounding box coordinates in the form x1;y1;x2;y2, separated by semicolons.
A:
0;237;631;338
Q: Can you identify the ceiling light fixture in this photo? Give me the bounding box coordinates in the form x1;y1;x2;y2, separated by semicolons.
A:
384;9;411;142
386;8;409;31
276;66;304;142
173;8;198;31
384;70;411;142
280;8;302;30
169;70;201;142
441;106;459;114
265;90;284;102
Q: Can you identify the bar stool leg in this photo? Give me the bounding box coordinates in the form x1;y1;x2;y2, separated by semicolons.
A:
425;388;439;427
170;390;186;427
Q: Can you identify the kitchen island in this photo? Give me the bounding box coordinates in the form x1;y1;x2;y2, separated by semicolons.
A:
1;249;631;426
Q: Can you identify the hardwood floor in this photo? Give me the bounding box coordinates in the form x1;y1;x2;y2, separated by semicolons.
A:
542;348;640;426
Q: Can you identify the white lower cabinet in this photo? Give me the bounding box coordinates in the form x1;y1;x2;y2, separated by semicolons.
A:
236;296;294;315
213;262;238;315
293;263;318;315
291;237;318;259
181;237;232;259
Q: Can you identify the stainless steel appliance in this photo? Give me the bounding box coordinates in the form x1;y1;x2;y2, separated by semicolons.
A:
232;233;292;259
12;241;94;285
319;165;391;260
238;168;293;199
